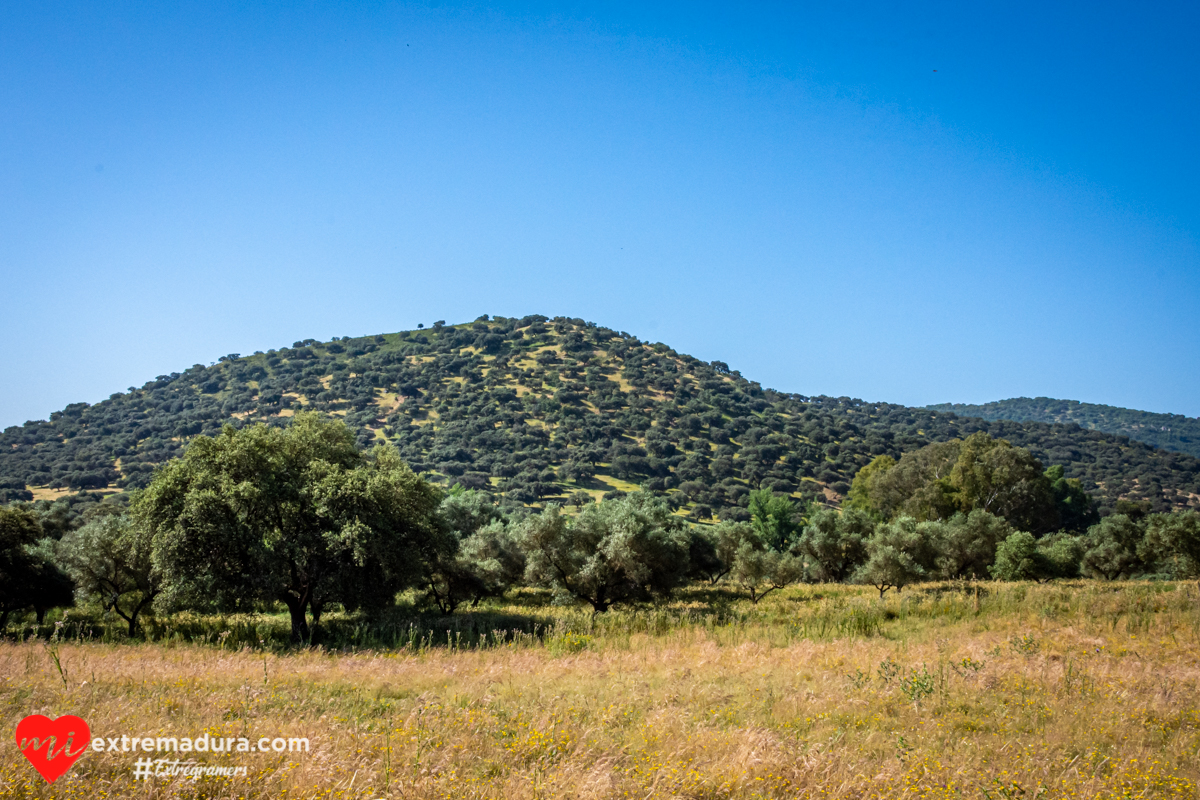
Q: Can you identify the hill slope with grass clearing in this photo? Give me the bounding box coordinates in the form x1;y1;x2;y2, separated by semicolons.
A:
3;315;1199;517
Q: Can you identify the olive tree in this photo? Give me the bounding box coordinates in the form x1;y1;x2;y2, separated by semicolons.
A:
927;510;1013;580
1081;514;1144;580
687;521;757;584
1139;511;1200;579
521;493;690;613
24;541;76;624
795;508;873;582
425;488;525;613
729;539;804;604
58;512;159;637
853;517;937;598
990;531;1084;582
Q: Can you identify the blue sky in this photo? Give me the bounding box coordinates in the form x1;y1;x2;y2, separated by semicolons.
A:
2;1;1198;428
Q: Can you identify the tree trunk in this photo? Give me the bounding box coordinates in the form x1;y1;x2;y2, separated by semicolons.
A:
124;595;154;639
1;609;11;630
35;607;47;624
588;585;610;614
283;596;310;644
112;599;140;639
428;581;456;614
309;596;324;644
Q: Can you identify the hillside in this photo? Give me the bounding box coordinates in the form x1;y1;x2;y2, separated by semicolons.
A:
927;397;1200;459
2;315;1199;518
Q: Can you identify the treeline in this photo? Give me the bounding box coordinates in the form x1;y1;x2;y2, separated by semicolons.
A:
2;317;1199;521
928;397;1200;460
3;417;1197;643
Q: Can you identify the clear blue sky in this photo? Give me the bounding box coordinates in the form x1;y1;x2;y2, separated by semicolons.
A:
3;1;1198;428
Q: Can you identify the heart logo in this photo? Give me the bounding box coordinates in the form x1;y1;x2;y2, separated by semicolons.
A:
15;715;91;783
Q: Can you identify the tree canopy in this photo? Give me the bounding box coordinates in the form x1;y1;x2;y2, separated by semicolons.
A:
0;505;73;627
135;413;444;642
58;511;158;637
847;433;1097;534
521;493;690;612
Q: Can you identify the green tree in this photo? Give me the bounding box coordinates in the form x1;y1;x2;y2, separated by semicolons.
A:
990;530;1085;582
853;517;935;598
843;455;895;513
729;540;804;604
58;513;159;637
460;521;526;595
688;521;757;584
1038;532;1086;579
1045;465;1099;532
520;493;690;612
686;527;723;584
1;506;42;627
948;433;1058;533
869;441;961;520
1080;515;1144;580
864;434;1070;534
795;508;873;582
0;506;74;628
748;489;800;551
439;485;503;538
928;510;1013;580
989;531;1045;581
18;537;75;625
1139;510;1200;579
425;489;524;613
988;532;1084;582
137;414;444;643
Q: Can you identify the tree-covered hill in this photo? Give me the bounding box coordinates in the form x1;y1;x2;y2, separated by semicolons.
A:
927;398;1200;460
2;315;1198;518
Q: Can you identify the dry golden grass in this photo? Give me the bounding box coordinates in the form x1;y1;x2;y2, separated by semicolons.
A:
24;488;79;503
4;581;1200;799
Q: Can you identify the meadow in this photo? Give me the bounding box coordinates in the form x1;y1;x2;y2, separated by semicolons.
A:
3;581;1200;800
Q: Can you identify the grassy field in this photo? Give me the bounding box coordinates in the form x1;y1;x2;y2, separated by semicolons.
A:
4;581;1200;799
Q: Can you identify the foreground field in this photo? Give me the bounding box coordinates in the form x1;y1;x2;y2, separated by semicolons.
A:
4;582;1200;800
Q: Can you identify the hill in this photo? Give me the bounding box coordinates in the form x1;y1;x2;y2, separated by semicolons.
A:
2;315;1199;518
927;397;1200;460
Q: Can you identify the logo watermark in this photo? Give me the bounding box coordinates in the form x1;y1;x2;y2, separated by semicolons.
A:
14;715;90;783
133;757;249;779
92;733;310;754
15;714;309;783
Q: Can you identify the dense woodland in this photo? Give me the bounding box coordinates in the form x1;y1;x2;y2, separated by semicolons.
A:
2;316;1198;525
929;397;1200;460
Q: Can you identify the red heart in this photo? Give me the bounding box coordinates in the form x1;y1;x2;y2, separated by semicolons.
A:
15;715;91;783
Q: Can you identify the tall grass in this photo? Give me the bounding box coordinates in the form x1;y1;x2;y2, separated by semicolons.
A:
3;580;1200;799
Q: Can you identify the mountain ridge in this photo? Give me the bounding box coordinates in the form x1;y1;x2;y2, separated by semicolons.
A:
2;315;1198;519
927;397;1200;460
